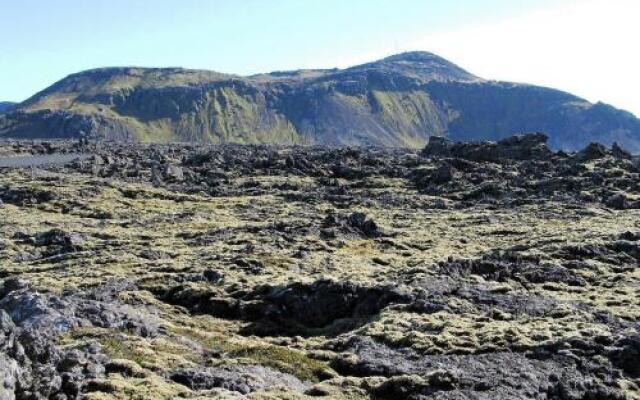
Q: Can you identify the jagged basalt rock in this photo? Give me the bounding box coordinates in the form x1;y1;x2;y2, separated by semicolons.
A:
0;293;111;400
0;276;167;399
434;253;587;286
33;229;84;254
610;334;640;377
159;279;414;336
331;336;628;399
163;164;184;182
0;186;59;206
411;162;457;190
422;133;554;162
605;193;628;210
321;212;386;239
576;142;611;161
371;375;431;399
245;279;413;330
1;138;639;399
421;136;454;157
429;163;456;185
611;142;632;159
170;365;307;394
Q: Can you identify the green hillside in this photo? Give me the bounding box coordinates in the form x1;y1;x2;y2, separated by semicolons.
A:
2;52;639;151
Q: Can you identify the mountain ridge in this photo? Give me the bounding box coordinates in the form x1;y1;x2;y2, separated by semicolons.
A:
2;51;640;151
0;102;16;114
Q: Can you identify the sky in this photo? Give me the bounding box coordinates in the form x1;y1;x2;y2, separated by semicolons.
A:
1;0;638;116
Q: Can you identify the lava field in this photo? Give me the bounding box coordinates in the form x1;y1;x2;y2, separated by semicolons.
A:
0;134;639;399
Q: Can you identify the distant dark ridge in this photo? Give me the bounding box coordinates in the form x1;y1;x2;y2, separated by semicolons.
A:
0;102;16;114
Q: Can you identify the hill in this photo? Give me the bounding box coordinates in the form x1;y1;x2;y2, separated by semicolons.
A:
0;102;16;113
1;52;639;151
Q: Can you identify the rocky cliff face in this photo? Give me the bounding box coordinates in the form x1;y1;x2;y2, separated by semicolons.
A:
2;52;639;151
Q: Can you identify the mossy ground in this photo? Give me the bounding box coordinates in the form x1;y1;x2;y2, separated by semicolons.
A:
1;156;639;399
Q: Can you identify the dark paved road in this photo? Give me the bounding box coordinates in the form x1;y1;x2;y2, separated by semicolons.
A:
0;153;90;168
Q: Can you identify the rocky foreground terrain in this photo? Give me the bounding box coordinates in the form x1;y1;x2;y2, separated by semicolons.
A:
0;133;639;399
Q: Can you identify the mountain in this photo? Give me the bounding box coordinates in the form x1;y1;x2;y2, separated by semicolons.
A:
0;102;16;113
1;51;639;151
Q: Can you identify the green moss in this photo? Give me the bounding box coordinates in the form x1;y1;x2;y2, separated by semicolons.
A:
224;344;331;382
100;337;148;366
371;90;446;148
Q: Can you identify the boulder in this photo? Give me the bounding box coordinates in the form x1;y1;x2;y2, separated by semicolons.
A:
576;142;610;161
421;136;454;157
429;163;456;184
163;164;184;182
34;229;83;252
421;133;553;162
605;194;628;210
611;142;632;159
321;212;385;238
170;365;307;394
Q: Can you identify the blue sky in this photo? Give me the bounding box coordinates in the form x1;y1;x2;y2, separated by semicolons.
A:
1;0;638;116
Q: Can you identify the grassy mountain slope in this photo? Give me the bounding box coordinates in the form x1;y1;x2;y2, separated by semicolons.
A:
1;52;639;151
